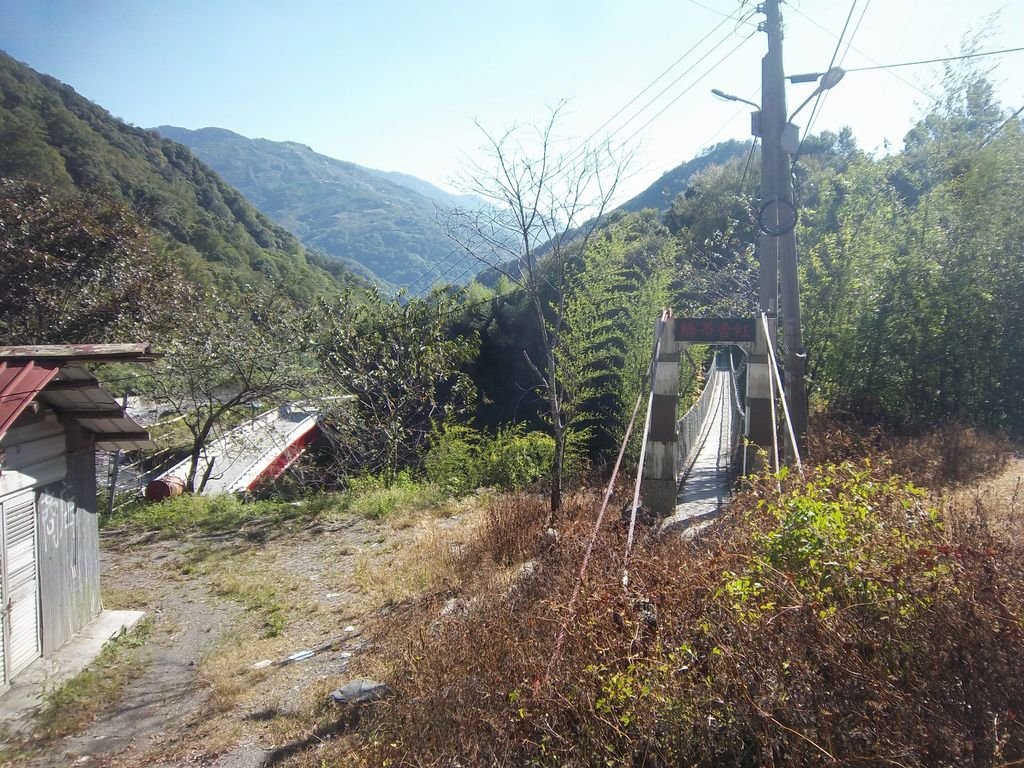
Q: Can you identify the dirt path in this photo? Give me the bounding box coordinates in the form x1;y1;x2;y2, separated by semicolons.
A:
23;510;416;768
55;539;242;766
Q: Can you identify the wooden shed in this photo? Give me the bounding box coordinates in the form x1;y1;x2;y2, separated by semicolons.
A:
0;344;155;689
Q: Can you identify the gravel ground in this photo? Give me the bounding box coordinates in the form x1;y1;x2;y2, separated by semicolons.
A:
19;511;415;768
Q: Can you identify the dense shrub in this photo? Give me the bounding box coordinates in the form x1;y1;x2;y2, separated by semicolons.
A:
484;426;557;491
342;471;446;520
423;424;487;495
425;423;554;495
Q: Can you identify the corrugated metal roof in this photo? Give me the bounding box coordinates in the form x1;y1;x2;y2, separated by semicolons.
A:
0;360;60;436
0;361;156;451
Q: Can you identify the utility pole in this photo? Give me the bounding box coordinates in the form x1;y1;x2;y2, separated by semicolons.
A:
759;0;808;459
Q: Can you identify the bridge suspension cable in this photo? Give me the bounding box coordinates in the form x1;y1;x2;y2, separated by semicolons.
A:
622;311;673;584
761;312;803;474
542;310;669;690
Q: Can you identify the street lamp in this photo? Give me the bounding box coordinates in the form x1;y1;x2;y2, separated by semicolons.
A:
787;66;846;122
710;88;761;110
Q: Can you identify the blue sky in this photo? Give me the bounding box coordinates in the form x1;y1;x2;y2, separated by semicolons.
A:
2;1;1022;203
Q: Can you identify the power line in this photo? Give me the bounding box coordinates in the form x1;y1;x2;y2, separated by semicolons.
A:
844;46;1024;73
560;5;758;176
441;253;495;291
739;137;758;195
786;4;938;105
403;3;754;298
796;0;859;158
567;6;746;161
404;246;463;294
407;3;759;297
682;0;758;27
431;28;757;300
838;0;871;67
823;1;858;81
978;102;1024;149
617;30;759;150
801;0;872;150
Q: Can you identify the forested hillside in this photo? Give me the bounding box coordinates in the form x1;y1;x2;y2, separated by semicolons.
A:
618;138;749;211
156;125;481;289
0;52;355;308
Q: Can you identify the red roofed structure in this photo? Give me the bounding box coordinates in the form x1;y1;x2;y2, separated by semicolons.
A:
0;344;155;688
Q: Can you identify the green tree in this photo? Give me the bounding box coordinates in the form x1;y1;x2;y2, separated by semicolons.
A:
558;223;675;462
664;160;759;316
312;287;478;479
798;60;1024;434
142;293;313;492
0;177;191;344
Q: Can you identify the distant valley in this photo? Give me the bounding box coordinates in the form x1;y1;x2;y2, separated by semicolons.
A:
155;126;484;290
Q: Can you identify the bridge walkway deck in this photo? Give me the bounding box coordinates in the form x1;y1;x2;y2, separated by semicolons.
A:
660;363;735;535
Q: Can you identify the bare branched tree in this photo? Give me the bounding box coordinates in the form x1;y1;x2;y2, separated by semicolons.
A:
444;103;631;517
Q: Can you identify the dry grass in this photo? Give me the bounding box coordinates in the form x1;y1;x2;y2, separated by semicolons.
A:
294;456;1024;768
945;457;1024;543
349;493;508;609
809;414;1012;488
102;585;156;610
352;527;464;607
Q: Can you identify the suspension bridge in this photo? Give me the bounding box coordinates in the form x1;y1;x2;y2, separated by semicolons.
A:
637;309;799;535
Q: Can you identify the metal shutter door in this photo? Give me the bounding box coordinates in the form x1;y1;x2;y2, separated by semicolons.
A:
0;511;4;686
4;492;40;678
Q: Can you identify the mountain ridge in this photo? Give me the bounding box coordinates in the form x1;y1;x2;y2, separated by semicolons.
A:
0;52;355;304
155;125;485;289
618;139;750;212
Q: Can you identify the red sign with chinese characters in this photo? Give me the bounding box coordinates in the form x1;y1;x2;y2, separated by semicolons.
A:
674;317;756;343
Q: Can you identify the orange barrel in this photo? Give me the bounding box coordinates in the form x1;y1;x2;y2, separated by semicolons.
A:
145;476;186;501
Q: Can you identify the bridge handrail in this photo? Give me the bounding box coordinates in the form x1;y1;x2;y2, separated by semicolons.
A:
675;356;719;478
726;351;745;478
728;351;745;416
